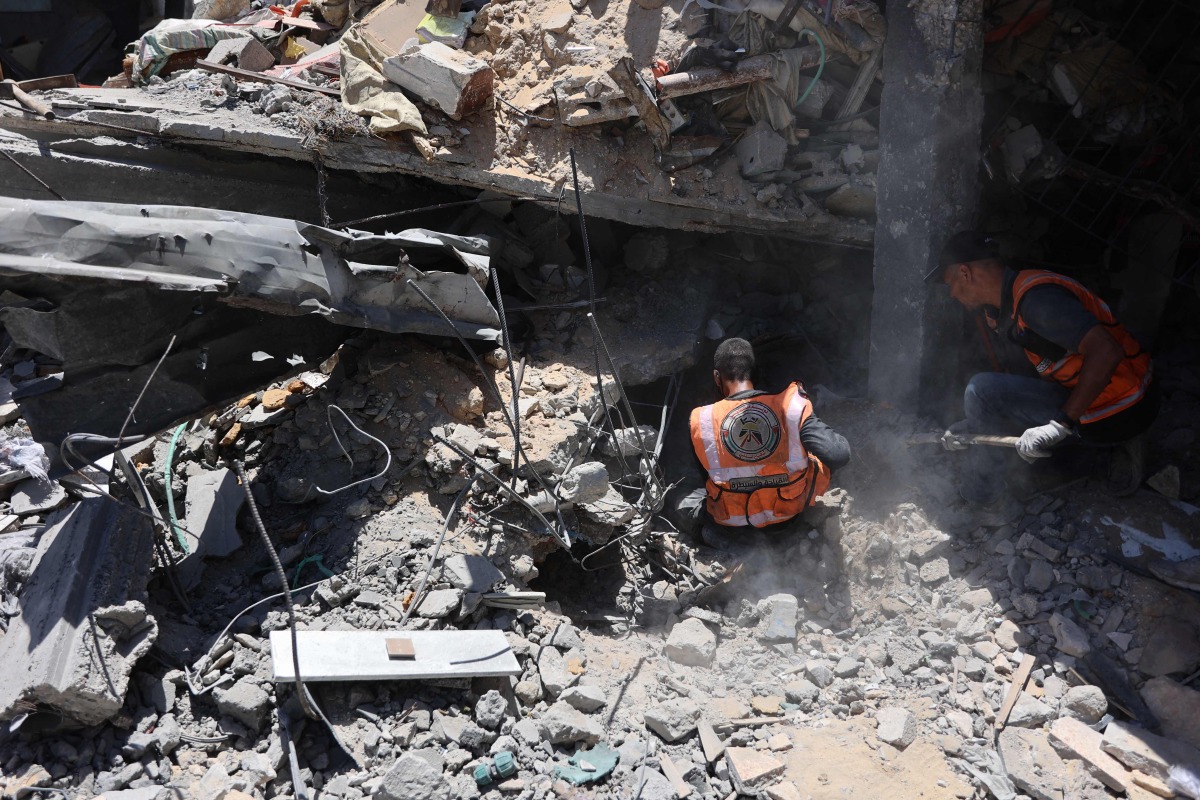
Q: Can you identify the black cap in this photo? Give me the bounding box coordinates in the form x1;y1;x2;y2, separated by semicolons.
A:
923;230;1000;283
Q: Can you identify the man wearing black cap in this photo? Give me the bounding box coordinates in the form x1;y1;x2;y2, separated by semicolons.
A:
929;231;1157;519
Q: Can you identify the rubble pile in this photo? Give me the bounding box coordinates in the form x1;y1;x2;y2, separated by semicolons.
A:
4;308;1200;800
0;0;887;241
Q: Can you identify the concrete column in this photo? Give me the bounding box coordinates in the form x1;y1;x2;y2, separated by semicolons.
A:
868;2;984;415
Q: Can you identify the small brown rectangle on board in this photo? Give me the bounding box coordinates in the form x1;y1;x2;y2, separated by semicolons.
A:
386;637;415;659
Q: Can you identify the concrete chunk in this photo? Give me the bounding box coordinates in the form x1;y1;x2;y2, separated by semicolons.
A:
665;618;717;667
725;747;785;793
760;593;798;642
998;727;1065;800
1140;676;1200;751
1049;612;1091;658
644;698;700;742
207;36;275;72
0;499;156;726
180;467;245;589
1101;720;1200;782
735;120;787;178
876;707;918;749
10;478;67;516
1048;717;1130;792
441;553;503;592
381;42;494;120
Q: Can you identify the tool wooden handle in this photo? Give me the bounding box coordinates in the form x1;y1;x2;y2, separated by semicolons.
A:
906;432;1020;448
6;83;54;119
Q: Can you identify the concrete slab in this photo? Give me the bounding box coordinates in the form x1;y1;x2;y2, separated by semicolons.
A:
270;630;521;682
0;499;156;726
9;479;67;516
180;467;244;589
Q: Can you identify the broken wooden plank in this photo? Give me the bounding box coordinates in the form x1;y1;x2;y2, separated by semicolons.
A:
835;46;883;120
270;630;520;682
608;56;671;149
657;47;821;99
698;721;725;765
995;653;1036;730
195;59;340;97
659;754;693;798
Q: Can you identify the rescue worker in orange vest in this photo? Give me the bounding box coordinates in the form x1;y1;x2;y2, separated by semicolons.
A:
677;338;850;539
930;231;1158;524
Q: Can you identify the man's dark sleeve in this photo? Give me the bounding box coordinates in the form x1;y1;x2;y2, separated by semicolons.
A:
800;415;851;472
1017;286;1100;353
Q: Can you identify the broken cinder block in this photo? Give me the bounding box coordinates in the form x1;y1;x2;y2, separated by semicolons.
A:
207;36;276;73
735;120;787;178
381;42;494;120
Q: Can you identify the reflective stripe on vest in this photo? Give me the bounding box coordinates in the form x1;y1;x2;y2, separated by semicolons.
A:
1011;270;1152;425
689;383;827;528
691;383;811;484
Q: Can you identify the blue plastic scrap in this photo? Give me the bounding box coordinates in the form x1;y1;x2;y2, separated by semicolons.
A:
552;744;619;786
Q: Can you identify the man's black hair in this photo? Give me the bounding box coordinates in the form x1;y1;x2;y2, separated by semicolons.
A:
924;230;1001;283
714;338;754;381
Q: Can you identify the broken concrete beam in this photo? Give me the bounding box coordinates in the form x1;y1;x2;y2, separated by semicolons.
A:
1047;717;1130;793
0;499;157;726
381;42;494;120
270;630;520;682
736;120;788;178
207;36;275;73
179;467;245;590
657;47;821;99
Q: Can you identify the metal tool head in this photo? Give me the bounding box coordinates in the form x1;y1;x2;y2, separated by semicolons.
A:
0;74;77;99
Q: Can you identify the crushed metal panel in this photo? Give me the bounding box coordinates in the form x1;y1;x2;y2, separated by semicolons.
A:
270;630;521;682
0;197;501;338
0;198;503;459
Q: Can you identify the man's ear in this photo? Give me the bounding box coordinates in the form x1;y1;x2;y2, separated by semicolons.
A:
713;369;722;390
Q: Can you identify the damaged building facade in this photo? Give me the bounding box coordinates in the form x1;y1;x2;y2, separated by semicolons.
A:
2;0;1200;799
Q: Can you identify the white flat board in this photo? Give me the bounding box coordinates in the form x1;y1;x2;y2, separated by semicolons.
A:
270;630;520;682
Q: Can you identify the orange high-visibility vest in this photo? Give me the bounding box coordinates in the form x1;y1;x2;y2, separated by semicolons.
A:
689;382;830;528
1011;270;1152;425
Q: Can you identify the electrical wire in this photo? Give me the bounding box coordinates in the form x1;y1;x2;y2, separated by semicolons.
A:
164;423;190;555
302;404;392;499
794;28;827;109
112;335;177;469
230;459;319;721
569;147;637;482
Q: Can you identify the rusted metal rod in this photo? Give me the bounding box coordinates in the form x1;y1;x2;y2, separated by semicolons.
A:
656;47;821;99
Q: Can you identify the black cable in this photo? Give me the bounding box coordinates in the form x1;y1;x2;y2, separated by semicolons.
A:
230;459;319;721
0;149;64;200
489;265;523;493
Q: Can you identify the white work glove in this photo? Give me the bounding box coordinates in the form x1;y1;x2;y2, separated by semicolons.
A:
940;420;970;452
1016;420;1073;463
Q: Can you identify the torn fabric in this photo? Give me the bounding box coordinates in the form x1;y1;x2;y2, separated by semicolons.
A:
129;19;252;82
339;24;427;135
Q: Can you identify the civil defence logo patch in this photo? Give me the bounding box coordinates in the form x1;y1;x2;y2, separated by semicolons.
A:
719;401;781;462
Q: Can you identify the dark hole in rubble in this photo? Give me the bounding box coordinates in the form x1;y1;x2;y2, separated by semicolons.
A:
526;545;628;622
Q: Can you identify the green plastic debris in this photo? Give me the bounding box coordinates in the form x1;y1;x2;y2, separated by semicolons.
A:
474;751;517;787
552;744;619;786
